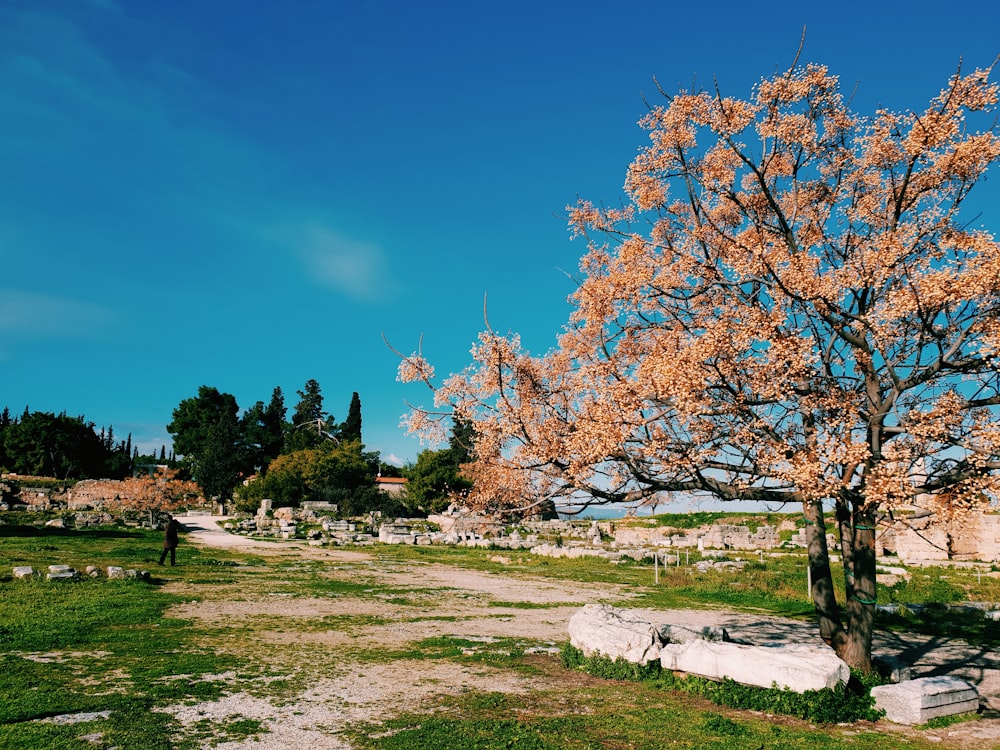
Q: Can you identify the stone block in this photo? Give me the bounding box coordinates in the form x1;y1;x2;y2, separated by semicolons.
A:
659;639;849;693
871;676;979;725
873;655;913;683
660;624;730;644
13;566;34;579
107;566;125;579
568;604;664;664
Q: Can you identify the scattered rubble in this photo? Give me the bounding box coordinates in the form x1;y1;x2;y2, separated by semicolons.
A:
10;564;151;581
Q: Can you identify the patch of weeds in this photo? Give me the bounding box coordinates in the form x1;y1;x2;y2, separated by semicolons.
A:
700;712;749;736
294;576;416;601
345;679;900;750
0;655;113;723
0;697;184;750
380;595;418;606
487;600;561;609
465;692;514;711
187;716;266;746
356;716;559;750
923;712;979;729
368;635;532;670
315;614;391;632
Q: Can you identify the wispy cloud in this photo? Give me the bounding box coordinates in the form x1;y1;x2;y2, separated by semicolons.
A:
296;224;392;302
0;290;115;337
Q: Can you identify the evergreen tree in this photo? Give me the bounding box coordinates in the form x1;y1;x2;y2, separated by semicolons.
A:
167;385;245;498
286;379;333;452
0;406;10;470
3;411;109;478
340;392;363;443
262;386;287;463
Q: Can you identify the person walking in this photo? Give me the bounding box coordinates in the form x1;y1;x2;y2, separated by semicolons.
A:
158;515;180;566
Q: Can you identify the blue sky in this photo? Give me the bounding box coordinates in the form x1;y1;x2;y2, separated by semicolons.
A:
2;0;999;468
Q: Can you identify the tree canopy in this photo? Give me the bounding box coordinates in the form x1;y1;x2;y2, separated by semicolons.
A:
403;418;475;514
286;378;334;452
340;391;363;443
400;57;1000;670
163;380;384;507
1;409;134;479
167;386;245;500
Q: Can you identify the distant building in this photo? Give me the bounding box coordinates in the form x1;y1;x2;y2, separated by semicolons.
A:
376;476;407;496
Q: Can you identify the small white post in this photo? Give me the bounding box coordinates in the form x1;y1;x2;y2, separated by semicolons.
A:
654;551;659;584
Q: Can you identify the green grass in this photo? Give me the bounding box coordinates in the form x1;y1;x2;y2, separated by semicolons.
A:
345;678;912;750
0;523;252;748
0;516;988;749
611;510;801;531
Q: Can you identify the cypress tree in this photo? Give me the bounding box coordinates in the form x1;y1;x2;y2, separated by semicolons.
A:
341;392;362;443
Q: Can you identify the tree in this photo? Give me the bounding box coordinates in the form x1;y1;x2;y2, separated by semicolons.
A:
107;467;200;525
403;418;475;513
263;387;287;461
2;411;110;478
235;439;382;513
400;58;1000;671
167;386;245;499
197;415;246;500
0;406;12;470
286;379;335;452
340;391;363;443
241;387;287;475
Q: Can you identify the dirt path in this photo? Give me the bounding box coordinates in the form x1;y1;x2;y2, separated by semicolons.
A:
167;515;1000;749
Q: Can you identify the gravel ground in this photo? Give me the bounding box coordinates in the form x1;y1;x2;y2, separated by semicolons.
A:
156;515;1000;749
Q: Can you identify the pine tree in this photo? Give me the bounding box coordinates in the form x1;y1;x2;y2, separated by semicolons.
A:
286;379;331;451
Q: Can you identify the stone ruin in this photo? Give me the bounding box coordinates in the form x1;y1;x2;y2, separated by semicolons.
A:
13;564;151;582
0;477;210;531
879;508;1000;563
568;603;980;725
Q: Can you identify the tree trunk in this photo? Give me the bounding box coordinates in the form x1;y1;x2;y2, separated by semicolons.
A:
839;501;877;673
803;498;848;653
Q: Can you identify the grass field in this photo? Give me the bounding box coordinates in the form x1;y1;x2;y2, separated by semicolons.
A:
0;517;996;749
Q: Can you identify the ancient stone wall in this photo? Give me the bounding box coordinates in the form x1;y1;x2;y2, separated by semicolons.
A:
879;512;1000;563
66;479;128;509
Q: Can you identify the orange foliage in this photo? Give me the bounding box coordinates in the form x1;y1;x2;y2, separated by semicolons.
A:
399;54;1000;669
400;58;1000;523
107;467;201;517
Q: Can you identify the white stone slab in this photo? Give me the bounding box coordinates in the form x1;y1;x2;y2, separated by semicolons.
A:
568;604;664;664
661;624;730;643
871;676;979;725
659;639;849;693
